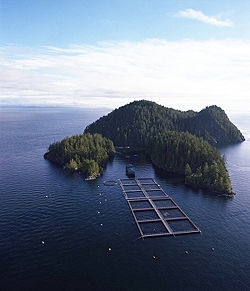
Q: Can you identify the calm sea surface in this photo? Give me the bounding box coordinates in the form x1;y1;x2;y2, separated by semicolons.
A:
0;107;249;291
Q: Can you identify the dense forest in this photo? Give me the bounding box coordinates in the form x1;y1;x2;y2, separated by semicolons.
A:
150;131;233;194
84;100;244;195
85;100;244;147
44;133;115;179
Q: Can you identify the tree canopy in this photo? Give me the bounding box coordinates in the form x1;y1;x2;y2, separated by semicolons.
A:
85;100;244;147
84;100;241;195
44;133;115;178
150;131;233;194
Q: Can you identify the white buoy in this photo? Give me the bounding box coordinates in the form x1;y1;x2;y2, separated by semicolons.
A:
45;195;48;198
41;241;45;244
108;247;112;251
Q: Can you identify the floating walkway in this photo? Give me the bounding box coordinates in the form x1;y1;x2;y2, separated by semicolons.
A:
119;178;201;238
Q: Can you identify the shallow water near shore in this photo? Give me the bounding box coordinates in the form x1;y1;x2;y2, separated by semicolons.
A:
0;107;250;291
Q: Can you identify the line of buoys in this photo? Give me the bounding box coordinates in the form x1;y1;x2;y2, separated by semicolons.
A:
183;248;215;255
150;247;215;260
97;186;110;252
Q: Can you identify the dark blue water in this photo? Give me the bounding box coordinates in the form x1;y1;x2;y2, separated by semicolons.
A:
0;108;249;291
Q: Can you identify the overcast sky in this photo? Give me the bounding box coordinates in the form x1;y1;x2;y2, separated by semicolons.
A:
0;0;250;113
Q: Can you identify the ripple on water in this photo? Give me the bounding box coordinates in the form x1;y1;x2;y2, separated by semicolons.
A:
0;109;250;290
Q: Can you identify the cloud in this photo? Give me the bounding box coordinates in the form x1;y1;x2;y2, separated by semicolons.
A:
0;39;250;113
175;9;233;27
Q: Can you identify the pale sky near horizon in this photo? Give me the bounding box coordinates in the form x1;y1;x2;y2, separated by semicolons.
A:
0;0;250;113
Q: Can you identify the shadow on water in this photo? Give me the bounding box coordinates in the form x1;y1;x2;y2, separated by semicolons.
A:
153;164;184;184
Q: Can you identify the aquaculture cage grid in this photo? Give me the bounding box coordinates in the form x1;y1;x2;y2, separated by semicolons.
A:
119;178;201;238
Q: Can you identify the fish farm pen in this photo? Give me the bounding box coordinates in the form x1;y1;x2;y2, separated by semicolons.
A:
119;178;201;239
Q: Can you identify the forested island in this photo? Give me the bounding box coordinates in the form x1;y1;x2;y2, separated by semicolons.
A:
150;131;232;194
44;133;115;179
84;100;245;195
44;100;244;194
85;100;244;146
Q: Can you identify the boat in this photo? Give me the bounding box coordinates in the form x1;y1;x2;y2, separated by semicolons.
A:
126;164;135;178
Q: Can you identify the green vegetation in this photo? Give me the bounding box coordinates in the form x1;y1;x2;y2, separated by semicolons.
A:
85;100;244;146
84;100;243;195
44;101;242;194
44;133;115;179
150;131;233;194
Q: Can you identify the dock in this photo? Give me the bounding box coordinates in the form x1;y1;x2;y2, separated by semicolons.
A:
119;178;201;238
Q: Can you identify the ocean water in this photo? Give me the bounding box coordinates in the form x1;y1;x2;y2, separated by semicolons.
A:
0;108;249;291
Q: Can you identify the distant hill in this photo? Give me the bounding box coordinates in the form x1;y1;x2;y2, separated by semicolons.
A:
182;105;245;145
84;100;244;147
